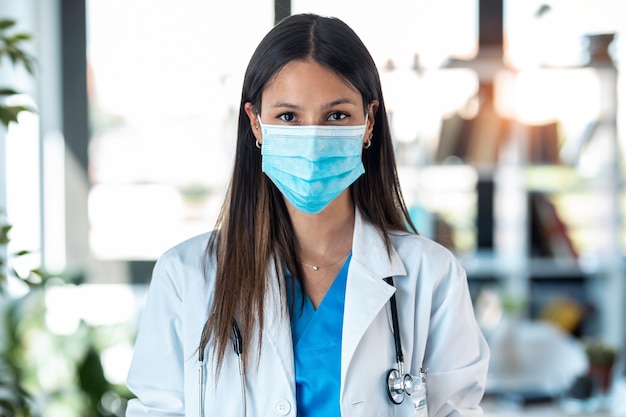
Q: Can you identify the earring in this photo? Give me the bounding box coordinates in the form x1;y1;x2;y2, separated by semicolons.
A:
364;133;373;149
252;123;262;148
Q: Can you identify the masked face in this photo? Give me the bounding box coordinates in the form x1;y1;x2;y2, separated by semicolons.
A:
259;119;367;214
245;59;377;215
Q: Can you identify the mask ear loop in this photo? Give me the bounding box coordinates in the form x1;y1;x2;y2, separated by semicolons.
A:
363;107;373;149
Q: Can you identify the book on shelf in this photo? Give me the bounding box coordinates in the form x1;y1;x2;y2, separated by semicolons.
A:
436;102;508;166
529;192;578;260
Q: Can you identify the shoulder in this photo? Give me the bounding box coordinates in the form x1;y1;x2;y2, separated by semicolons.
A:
390;231;460;266
389;231;466;286
159;231;213;265
149;231;216;295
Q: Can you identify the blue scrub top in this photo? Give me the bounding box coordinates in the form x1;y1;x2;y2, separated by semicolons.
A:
287;254;351;417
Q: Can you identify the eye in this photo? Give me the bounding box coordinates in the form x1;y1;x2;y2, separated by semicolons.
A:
278;112;296;122
327;111;348;121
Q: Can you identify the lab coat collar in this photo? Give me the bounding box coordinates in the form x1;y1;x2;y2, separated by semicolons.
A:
341;208;407;388
351;207;407;279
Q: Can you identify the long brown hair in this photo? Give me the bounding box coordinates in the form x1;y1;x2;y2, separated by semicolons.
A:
199;13;417;375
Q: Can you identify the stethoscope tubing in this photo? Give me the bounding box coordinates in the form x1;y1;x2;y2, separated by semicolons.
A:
198;361;203;417
383;277;404;366
383;276;409;405
232;320;246;417
198;321;246;417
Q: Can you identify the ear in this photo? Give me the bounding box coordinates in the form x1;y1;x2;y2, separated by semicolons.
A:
365;100;379;144
244;102;263;145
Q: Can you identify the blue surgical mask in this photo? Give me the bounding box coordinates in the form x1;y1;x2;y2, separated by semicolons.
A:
259;119;367;214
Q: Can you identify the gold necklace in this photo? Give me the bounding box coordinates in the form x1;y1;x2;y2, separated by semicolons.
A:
300;250;352;271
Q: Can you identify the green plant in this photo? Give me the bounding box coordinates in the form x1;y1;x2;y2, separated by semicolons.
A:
1;218;47;291
1;211;48;416
1;16;38;417
0;18;35;127
0;219;42;416
1;17;131;417
585;339;617;367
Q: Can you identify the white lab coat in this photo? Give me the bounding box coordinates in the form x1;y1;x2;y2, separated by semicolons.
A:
126;209;490;417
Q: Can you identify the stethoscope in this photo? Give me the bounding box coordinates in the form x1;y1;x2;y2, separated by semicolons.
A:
198;320;246;417
383;276;428;411
198;276;427;417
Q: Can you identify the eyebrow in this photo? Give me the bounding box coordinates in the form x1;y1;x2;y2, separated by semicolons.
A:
268;98;358;110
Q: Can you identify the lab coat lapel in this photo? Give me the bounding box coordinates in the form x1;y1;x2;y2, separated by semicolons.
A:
341;209;406;384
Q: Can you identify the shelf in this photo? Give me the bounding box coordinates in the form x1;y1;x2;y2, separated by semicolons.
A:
460;252;616;280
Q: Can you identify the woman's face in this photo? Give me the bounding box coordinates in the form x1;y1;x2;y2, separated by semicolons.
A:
245;59;378;145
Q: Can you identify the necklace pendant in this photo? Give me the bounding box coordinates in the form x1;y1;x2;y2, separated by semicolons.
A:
300;249;351;272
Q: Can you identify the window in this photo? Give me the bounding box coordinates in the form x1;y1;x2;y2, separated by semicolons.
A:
86;0;273;261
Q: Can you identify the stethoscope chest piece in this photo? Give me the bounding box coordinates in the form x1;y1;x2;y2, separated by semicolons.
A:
386;368;406;404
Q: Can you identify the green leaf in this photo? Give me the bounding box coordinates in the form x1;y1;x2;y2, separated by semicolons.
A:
0;88;19;96
0;19;16;30
0;21;36;75
0;108;19;126
14;250;30;257
21;54;36;75
10;33;31;42
0;224;12;244
2;46;36;75
29;268;48;280
7;49;21;66
0;105;33;127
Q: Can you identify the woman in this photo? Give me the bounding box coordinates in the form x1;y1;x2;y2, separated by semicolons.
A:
126;13;489;417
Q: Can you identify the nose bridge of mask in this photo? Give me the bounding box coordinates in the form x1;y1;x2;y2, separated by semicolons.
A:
259;123;366;160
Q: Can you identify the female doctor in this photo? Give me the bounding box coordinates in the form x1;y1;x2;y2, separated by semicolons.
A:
126;13;489;417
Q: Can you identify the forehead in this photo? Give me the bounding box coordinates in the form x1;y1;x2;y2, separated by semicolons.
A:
261;59;362;107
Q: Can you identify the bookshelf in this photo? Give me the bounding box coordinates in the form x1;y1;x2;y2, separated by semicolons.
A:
399;32;624;349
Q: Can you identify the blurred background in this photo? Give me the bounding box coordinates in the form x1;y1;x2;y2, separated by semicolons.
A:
0;0;625;416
